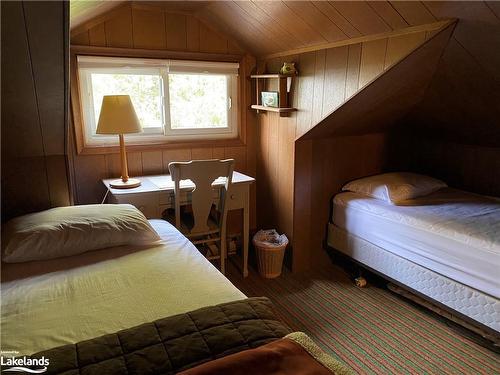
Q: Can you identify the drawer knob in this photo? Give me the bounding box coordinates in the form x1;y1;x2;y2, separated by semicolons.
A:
230;194;236;199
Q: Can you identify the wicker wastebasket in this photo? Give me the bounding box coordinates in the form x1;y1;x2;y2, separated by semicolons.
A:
253;230;288;279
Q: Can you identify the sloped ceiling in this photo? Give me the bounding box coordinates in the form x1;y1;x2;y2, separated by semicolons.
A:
405;1;500;146
71;1;454;57
71;1;498;58
70;1;125;29
301;24;455;140
70;1;210;30
199;1;439;56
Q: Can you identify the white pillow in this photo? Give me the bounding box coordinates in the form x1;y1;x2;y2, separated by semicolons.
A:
342;172;447;204
2;204;161;263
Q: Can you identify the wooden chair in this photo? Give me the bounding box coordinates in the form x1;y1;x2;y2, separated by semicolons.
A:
168;159;234;274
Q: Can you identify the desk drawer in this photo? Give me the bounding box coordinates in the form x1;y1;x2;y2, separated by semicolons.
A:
160;190;220;206
227;184;247;210
159;192;173;205
112;193;159;219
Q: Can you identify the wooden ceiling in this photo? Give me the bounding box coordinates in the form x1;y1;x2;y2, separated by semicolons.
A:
70;1;499;61
70;1;125;29
70;1;452;57
199;1;439;56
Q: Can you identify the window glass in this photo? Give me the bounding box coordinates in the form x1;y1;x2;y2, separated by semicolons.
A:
77;56;239;146
90;73;163;130
168;74;228;129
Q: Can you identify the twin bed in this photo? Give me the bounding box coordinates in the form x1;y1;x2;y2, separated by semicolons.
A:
328;181;500;336
1;219;245;355
1;206;350;374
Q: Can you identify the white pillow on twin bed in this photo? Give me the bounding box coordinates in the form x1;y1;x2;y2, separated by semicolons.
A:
2;204;161;263
342;172;447;204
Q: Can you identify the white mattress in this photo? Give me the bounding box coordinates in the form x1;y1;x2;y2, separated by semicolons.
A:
332;188;500;298
1;220;245;355
328;225;500;333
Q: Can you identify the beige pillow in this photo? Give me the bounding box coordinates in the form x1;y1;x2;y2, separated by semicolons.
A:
2;204;161;263
342;172;447;204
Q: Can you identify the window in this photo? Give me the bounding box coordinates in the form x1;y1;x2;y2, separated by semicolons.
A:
77;56;239;146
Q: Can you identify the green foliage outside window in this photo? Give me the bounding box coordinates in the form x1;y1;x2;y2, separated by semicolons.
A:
169;74;228;129
91;72;228;131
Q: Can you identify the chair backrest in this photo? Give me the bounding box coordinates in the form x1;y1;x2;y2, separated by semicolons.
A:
168;159;234;235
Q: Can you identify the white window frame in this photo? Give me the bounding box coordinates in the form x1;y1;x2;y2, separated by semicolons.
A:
77;55;239;147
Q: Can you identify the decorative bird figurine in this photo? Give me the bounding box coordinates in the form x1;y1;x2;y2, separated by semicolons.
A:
280;62;297;75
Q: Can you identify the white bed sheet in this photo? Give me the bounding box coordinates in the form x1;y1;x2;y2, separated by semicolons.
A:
1;220;245;355
332;188;500;298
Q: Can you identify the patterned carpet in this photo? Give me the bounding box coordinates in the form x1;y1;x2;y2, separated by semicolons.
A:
227;263;500;375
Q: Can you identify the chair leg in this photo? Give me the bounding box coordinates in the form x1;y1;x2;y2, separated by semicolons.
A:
220;235;226;275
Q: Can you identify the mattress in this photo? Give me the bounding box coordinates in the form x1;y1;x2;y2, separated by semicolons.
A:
331;188;500;298
328;225;500;333
1;219;245;355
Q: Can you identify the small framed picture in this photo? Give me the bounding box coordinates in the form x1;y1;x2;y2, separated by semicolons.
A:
261;91;279;108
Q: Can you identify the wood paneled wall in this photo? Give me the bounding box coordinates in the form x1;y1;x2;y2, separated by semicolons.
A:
389;2;500;200
294;134;390;268
1;1;70;221
70;3;257;229
390;134;500;197
407;1;500;147
256;25;446;269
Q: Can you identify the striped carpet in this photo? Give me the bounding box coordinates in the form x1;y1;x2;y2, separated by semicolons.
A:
227;263;500;375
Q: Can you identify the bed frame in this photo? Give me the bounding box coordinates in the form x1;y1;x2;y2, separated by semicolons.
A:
327;223;500;343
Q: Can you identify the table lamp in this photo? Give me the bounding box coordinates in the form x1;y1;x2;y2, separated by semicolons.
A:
96;95;143;189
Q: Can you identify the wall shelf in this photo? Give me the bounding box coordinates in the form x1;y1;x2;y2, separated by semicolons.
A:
250;74;293;79
250;72;297;117
251;105;297;113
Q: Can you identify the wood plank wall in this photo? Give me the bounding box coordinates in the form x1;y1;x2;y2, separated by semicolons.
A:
1;1;70;221
70;3;257;230
294;134;390;268
405;2;500;145
394;2;500;198
256;27;438;262
390;134;500;197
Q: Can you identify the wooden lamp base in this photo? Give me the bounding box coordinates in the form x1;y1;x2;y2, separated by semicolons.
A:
108;134;141;189
109;178;141;189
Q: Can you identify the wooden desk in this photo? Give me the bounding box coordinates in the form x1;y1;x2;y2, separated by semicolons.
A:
102;171;255;277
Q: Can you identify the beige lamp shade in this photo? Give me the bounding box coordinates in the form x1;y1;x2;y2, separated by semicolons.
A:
96;95;143;134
